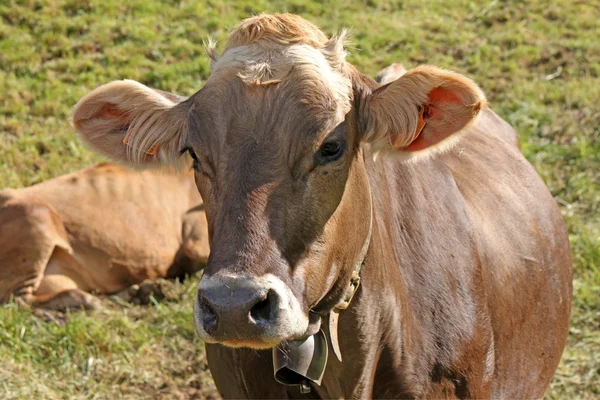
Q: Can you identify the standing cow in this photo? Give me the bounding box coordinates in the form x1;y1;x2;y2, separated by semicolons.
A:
71;13;572;399
0;163;209;309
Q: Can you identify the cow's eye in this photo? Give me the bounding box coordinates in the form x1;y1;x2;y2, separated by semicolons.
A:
181;147;199;170
188;150;199;170
318;140;344;163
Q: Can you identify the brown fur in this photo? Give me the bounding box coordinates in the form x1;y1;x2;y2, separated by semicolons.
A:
73;13;571;399
0;163;209;309
227;13;330;49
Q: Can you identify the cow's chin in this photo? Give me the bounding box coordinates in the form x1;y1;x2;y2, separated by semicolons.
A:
220;339;281;349
197;319;321;351
217;326;320;350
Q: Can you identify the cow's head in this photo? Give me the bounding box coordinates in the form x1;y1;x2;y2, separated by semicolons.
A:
72;13;485;349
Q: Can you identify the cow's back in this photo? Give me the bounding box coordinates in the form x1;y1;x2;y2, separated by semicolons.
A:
441;121;572;397
9;163;203;292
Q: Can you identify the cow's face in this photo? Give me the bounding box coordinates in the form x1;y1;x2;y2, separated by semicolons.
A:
182;53;372;348
72;14;485;349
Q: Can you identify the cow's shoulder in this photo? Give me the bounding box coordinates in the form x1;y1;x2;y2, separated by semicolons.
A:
477;108;520;149
0;188;18;205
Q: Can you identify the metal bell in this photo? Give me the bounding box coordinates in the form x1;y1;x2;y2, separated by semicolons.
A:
272;329;328;391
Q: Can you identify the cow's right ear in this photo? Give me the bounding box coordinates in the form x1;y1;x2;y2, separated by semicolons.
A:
361;66;485;161
71;80;188;166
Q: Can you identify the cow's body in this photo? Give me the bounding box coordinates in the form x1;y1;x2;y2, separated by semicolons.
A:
72;13;572;399
0;163;209;309
205;108;571;399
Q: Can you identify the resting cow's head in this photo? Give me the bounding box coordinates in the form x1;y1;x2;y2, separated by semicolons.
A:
72;13;485;349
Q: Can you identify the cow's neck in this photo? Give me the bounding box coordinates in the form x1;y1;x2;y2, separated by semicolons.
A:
319;152;490;398
315;218;414;399
312;155;418;398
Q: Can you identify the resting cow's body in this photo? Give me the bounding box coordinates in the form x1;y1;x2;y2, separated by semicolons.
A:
0;163;209;309
72;14;572;399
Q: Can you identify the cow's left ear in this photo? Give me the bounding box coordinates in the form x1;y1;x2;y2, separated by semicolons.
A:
361;65;486;160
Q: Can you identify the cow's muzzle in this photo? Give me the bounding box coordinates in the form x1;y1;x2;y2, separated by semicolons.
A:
193;273;309;348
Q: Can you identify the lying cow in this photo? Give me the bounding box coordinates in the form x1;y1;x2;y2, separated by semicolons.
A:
0;163;209;310
72;13;572;399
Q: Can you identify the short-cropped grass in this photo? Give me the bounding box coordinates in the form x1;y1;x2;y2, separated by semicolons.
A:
1;0;598;398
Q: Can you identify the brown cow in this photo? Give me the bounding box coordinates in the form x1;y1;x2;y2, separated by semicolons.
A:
72;14;572;399
0;163;209;310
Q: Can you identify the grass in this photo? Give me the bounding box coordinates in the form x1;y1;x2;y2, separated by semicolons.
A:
0;280;218;399
0;0;598;398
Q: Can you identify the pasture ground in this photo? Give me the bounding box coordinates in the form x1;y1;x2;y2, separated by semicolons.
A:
1;0;598;398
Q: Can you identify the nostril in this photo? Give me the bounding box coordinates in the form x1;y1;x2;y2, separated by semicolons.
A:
198;295;218;333
250;298;270;323
250;289;276;323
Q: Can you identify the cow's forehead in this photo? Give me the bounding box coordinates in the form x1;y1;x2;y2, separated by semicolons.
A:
188;78;345;162
188;44;353;150
207;40;352;115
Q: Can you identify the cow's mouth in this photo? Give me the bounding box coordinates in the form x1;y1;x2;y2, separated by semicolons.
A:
217;314;323;350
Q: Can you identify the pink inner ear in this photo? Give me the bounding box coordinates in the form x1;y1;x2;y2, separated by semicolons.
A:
403;129;431;152
98;103;127;119
428;87;461;104
402;86;476;153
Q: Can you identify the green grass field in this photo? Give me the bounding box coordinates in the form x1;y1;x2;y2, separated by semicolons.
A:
1;0;598;398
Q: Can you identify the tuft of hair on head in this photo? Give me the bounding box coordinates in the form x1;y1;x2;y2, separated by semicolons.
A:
226;13;330;50
205;36;219;66
209;13;351;86
322;29;349;71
